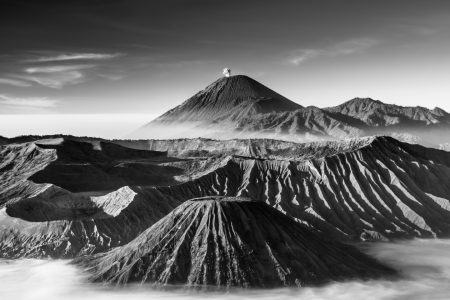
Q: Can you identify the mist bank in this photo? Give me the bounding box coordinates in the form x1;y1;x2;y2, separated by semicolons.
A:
2;239;450;299
0;114;158;140
128;121;450;151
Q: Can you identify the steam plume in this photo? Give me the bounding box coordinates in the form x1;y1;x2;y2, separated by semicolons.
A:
223;68;231;77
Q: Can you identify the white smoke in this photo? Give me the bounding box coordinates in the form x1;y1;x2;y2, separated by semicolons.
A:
223;68;231;77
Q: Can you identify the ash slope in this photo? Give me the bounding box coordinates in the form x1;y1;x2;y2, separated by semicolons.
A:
74;196;394;288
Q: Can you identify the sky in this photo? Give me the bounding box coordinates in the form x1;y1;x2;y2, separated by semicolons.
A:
1;0;450;138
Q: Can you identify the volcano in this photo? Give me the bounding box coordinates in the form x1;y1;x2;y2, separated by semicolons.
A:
74;196;395;288
128;75;303;139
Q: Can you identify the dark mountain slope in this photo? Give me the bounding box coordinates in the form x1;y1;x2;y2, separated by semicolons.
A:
74;196;394;288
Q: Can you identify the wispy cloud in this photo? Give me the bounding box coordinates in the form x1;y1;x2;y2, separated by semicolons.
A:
97;73;128;81
12;64;96;88
25;64;95;73
24;53;123;63
0;94;59;107
288;38;380;65
0;94;60;114
0;51;129;89
0;78;32;87
15;72;85;89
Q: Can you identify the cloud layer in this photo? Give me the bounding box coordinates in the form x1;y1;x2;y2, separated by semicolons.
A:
0;94;61;114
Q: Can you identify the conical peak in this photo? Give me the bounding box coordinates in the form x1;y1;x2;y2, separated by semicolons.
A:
146;75;303;126
75;192;395;287
202;74;291;101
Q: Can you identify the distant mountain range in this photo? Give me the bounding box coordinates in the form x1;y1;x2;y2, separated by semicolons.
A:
128;75;450;150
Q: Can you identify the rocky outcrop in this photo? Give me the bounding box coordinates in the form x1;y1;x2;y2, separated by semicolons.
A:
74;196;395;288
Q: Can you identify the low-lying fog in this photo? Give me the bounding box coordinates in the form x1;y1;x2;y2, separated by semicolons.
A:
1;239;449;300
